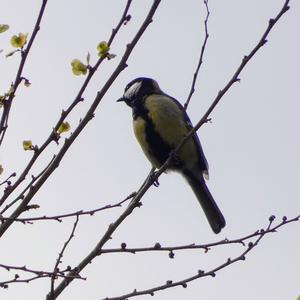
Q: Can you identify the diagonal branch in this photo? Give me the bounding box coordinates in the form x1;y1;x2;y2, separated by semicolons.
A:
0;0;133;209
49;216;79;297
45;2;289;298
0;0;161;241
0;155;56;215
150;0;290;184
44;1;162;298
0;0;49;145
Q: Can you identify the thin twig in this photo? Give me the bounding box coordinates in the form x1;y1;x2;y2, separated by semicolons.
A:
44;1;162;298
0;155;56;215
0;192;135;223
0;263;85;289
98;214;299;255
150;0;290;185
49;216;80;297
0;172;16;186
0;0;49;145
184;0;210;110
44;2;289;298
0;0;133;208
0;0;157;238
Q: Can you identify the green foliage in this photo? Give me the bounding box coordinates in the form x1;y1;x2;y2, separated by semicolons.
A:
10;32;28;48
57;121;71;134
22;140;33;151
71;59;87;76
0;24;9;33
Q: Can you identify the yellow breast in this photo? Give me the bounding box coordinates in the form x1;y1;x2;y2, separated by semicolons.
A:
144;95;199;170
133;116;162;168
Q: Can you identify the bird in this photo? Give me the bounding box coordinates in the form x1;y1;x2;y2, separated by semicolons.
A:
117;77;225;234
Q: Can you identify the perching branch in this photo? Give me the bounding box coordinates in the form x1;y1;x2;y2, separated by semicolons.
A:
45;1;162;298
45;169;157;299
150;0;290;184
44;2;290;299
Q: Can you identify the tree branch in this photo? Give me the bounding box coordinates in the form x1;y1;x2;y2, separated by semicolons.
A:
102;215;299;300
44;1;162;298
0;0;133;208
0;263;85;289
97;214;299;255
49;216;80;297
0;0;161;240
44;2;290;298
184;0;210;110
0;0;49;145
0;192;135;223
150;0;290;185
0;155;56;215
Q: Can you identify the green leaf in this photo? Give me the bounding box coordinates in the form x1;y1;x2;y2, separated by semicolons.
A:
10;33;28;48
57;122;70;134
71;59;87;75
23;140;33;151
97;41;110;58
0;24;9;33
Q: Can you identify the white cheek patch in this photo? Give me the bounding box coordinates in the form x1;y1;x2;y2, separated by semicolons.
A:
124;81;142;99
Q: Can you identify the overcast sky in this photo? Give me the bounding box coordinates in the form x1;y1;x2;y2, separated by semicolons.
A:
0;1;299;300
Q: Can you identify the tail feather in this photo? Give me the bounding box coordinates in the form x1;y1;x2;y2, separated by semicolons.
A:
184;172;225;234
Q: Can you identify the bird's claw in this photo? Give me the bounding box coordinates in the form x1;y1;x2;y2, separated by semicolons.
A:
149;171;160;187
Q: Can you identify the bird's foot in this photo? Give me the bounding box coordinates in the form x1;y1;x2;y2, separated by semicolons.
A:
149;171;159;187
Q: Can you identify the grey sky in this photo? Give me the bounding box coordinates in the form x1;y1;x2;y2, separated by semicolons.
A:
0;1;299;299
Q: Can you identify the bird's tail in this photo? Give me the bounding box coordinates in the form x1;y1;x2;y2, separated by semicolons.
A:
183;171;226;234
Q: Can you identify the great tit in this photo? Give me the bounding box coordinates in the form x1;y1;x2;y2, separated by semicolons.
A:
118;77;225;234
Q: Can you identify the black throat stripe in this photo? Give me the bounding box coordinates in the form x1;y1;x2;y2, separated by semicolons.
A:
133;101;173;167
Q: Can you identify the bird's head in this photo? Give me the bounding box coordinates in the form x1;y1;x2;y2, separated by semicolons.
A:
117;77;161;107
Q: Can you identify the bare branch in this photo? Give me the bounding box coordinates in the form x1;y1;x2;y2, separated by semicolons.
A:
0;0;49;145
49;216;80;297
0;263;85;289
0;0;161;237
43;2;290;298
99;214;299;255
0;0;137;232
184;0;210;110
108;0;133;46
102;215;299;300
0;155;56;215
149;0;290;187
0;192;135;223
0;172;16;186
44;1;162;297
0;0;133;208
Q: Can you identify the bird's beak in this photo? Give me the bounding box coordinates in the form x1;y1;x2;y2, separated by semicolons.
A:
117;96;132;107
